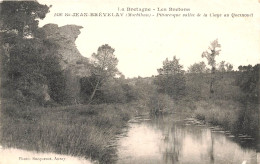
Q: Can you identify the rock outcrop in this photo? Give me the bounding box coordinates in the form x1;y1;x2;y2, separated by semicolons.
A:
39;24;90;104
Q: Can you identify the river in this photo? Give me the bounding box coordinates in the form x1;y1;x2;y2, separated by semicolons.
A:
114;113;257;164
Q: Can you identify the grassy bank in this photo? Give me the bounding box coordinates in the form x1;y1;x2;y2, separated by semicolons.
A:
0;100;148;163
194;100;258;139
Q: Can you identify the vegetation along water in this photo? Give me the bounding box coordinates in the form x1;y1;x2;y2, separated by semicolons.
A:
0;1;259;164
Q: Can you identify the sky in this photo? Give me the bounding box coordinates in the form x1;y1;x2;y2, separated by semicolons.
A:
38;0;260;78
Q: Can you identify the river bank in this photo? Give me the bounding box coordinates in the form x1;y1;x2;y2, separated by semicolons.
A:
0;98;257;163
194;99;258;141
0;101;149;164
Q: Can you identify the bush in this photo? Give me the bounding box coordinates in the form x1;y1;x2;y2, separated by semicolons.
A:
148;93;174;114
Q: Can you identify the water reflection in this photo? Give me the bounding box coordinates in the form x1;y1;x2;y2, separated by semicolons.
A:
116;114;257;164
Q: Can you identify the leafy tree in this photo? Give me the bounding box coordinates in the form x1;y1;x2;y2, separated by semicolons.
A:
80;75;137;104
121;83;138;102
80;75;100;103
238;66;243;72
202;39;221;96
155;56;186;99
0;1;50;78
226;63;233;72
0;1;50;37
238;65;253;72
2;34;65;104
218;61;226;72
237;64;259;102
87;44;120;103
188;61;209;73
217;61;233;72
100;78;127;103
0;1;67;105
157;56;184;75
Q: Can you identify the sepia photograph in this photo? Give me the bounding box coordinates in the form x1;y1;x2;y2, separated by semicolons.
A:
0;0;259;163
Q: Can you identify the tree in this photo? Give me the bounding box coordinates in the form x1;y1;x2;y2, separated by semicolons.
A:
202;39;221;96
157;56;184;75
188;61;209;73
217;61;226;72
226;63;233;72
217;61;233;72
238;65;253;72
155;56;186;99
100;78;127;103
237;64;259;102
0;1;51;78
0;1;50;38
0;1;68;105
87;44;120;103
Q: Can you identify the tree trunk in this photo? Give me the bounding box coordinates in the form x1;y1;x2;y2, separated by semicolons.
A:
210;77;214;94
88;80;100;104
210;67;216;98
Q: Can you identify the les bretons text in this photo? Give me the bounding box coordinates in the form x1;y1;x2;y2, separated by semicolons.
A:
124;7;190;12
53;7;191;17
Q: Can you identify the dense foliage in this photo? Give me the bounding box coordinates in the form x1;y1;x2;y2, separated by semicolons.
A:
236;64;259;103
154;56;186;100
0;1;69;105
0;1;49;37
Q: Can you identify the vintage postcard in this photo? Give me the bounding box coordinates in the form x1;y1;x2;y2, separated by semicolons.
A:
0;0;259;163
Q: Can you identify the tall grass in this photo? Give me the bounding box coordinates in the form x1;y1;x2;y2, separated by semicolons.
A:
194;100;258;138
0;101;148;163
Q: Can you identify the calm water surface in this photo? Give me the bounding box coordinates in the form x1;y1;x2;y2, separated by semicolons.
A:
115;114;257;164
